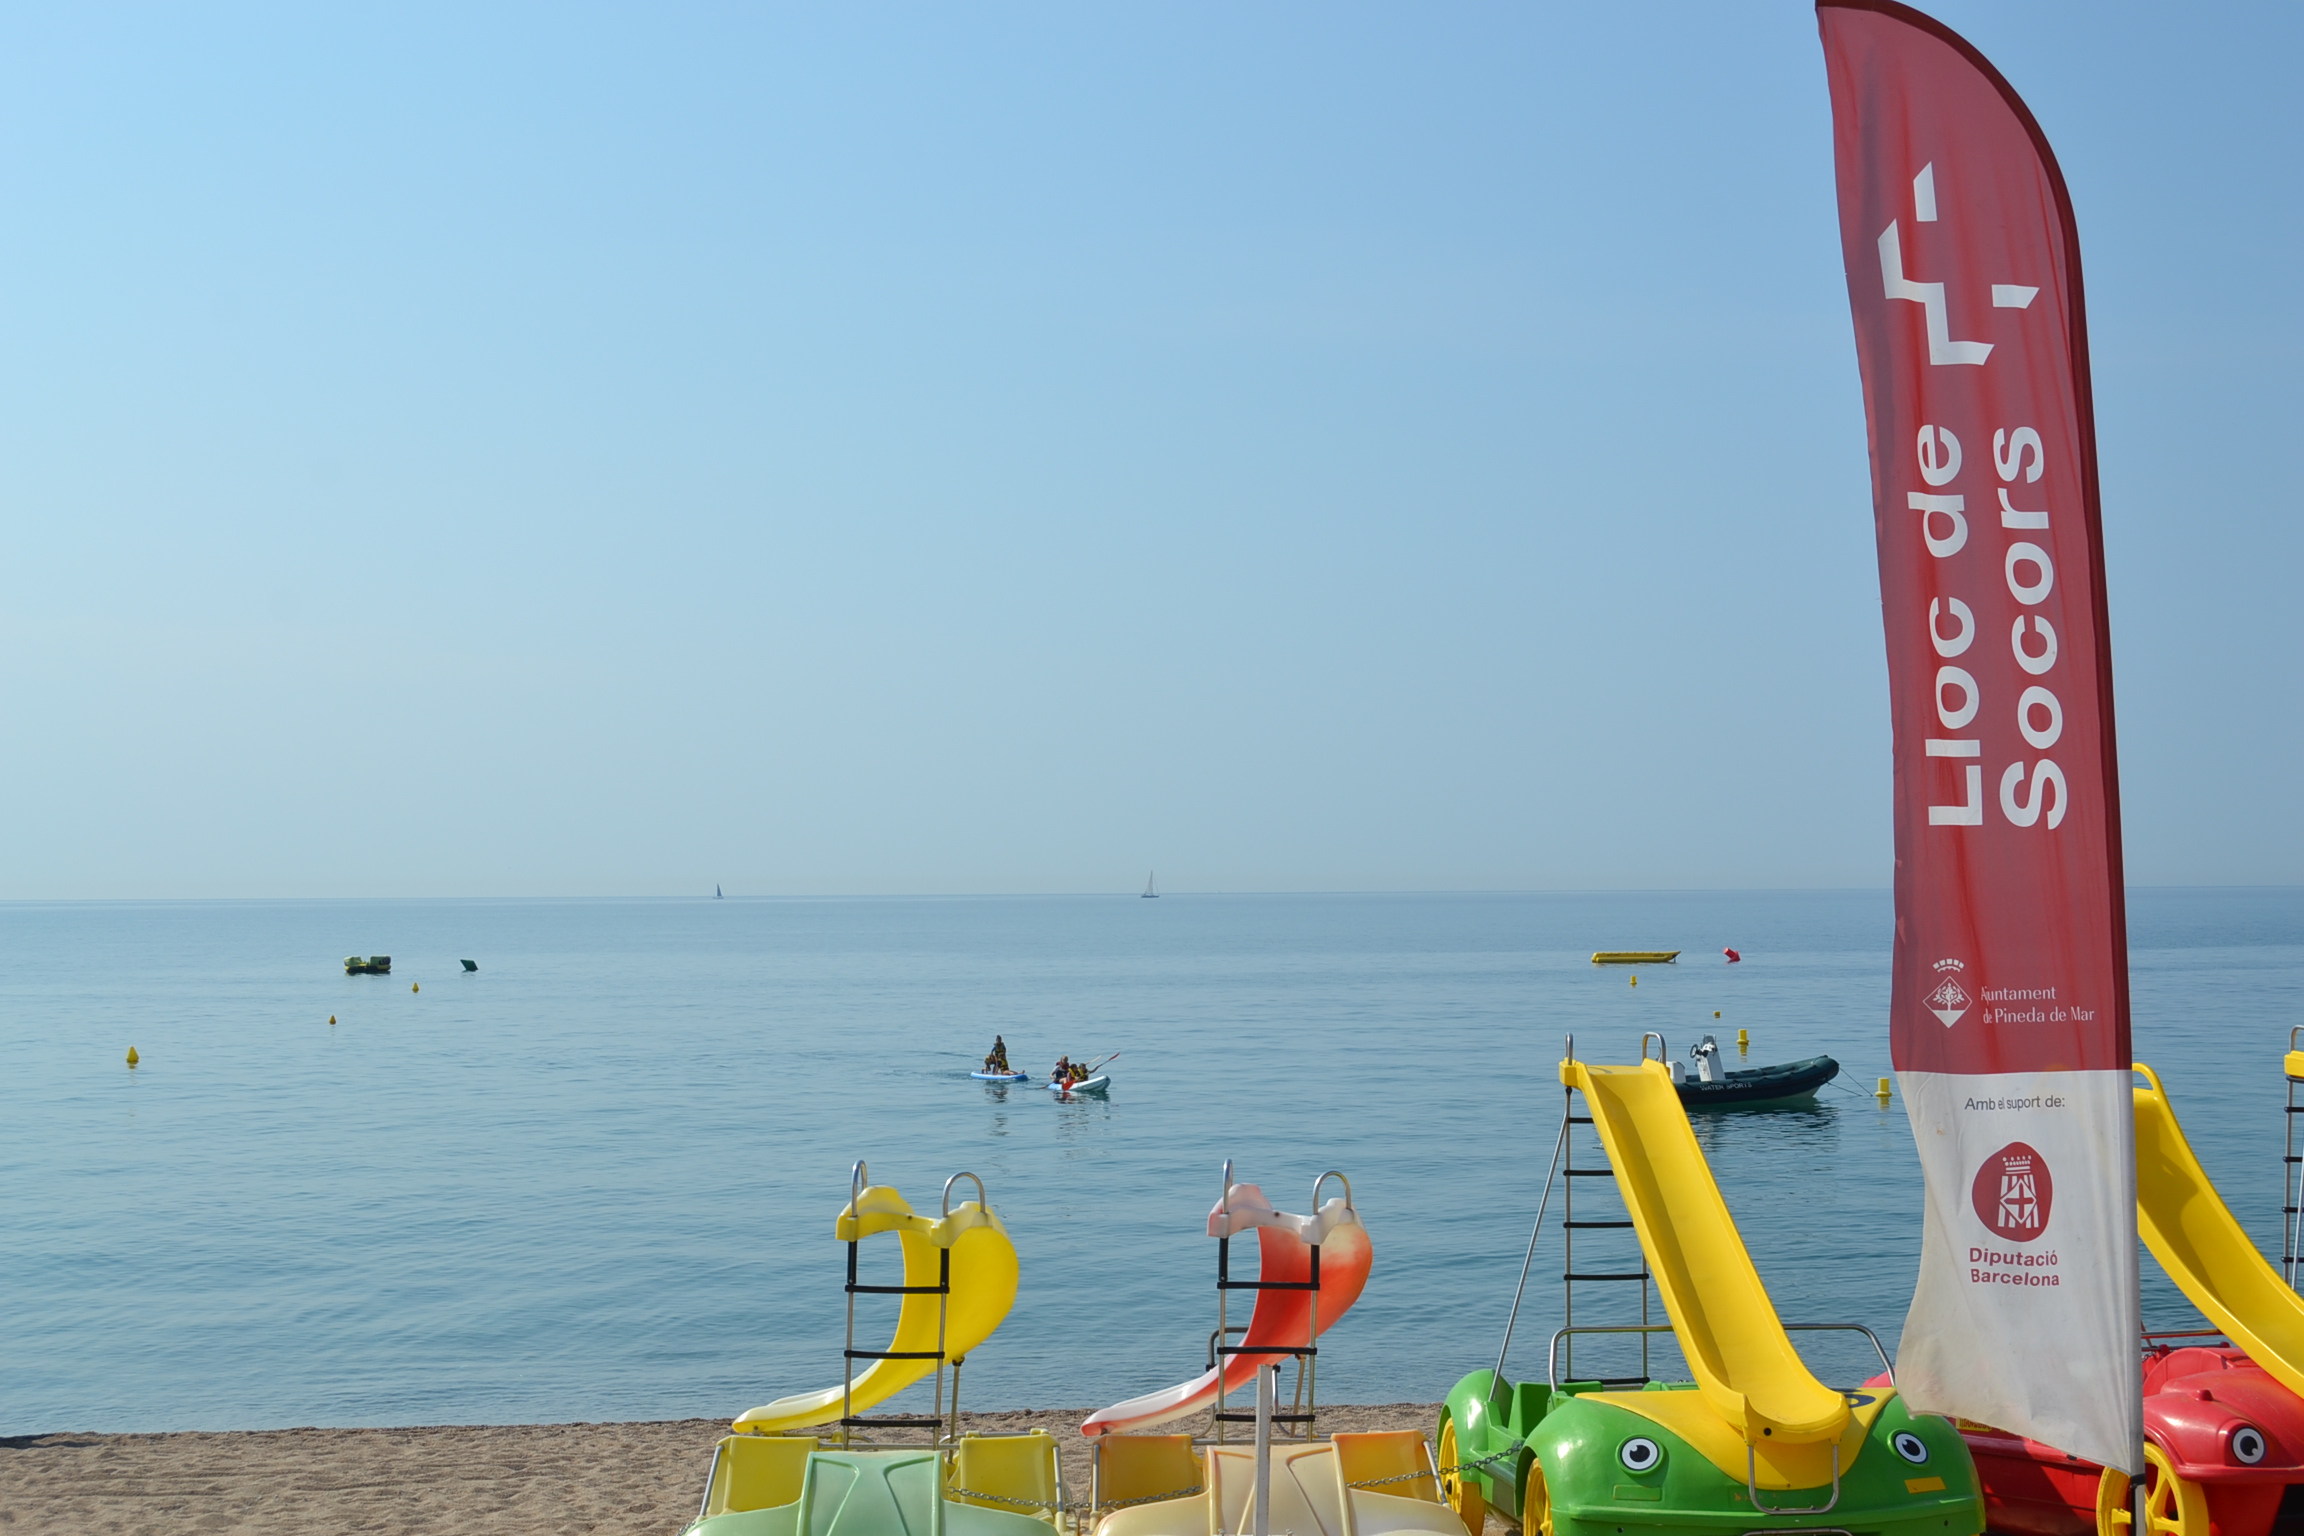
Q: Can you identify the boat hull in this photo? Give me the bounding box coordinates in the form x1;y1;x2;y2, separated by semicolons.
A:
1674;1054;1839;1109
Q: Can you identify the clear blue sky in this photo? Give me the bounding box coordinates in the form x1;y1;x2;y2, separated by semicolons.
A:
0;3;2293;898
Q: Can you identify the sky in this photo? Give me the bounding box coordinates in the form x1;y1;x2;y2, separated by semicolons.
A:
0;3;2294;899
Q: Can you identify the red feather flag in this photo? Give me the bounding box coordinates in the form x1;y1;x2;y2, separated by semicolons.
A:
1817;0;2140;1473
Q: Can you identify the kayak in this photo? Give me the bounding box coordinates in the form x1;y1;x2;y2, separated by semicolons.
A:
971;1069;1030;1082
1675;1053;1840;1109
1048;1074;1110;1096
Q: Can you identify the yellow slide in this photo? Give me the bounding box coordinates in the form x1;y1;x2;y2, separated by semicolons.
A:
2133;1064;2304;1401
1565;1058;1852;1445
733;1181;1019;1434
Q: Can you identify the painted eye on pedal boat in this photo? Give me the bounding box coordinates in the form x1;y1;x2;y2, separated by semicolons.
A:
2231;1425;2268;1465
1892;1431;1931;1465
1618;1437;1662;1473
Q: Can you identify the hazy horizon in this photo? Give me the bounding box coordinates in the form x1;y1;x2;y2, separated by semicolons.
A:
3;2;2295;901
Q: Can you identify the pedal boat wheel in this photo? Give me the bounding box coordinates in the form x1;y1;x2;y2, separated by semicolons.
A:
1438;1416;1486;1533
1520;1455;1551;1536
2095;1442;2208;1536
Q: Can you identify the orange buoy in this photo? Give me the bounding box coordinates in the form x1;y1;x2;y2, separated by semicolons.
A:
1723;947;1741;963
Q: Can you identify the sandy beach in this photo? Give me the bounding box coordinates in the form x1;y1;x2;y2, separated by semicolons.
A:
1;1404;1443;1536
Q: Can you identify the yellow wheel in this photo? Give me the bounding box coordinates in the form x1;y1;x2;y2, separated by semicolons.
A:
1521;1456;1552;1536
1438;1417;1488;1535
2096;1443;2208;1536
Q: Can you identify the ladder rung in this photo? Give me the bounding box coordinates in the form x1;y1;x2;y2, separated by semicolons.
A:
1564;1169;1615;1178
846;1349;945;1360
1564;1271;1650;1282
1567;1116;1595;1124
842;1414;945;1427
1216;1344;1316;1357
1218;1280;1320;1292
1563;1220;1635;1229
2286;1156;2302;1164
1213;1411;1317;1423
848;1283;950;1296
1591;1376;1651;1388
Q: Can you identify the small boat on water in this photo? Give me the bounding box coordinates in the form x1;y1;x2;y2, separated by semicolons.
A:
971;1069;1029;1082
1049;1074;1110;1096
1671;1034;1839;1108
1592;949;1678;964
343;955;392;975
1142;871;1159;898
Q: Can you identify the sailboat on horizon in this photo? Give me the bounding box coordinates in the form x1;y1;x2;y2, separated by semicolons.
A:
715;884;723;899
1141;871;1158;899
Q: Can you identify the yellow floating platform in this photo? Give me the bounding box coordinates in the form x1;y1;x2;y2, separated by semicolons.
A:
1592;950;1679;965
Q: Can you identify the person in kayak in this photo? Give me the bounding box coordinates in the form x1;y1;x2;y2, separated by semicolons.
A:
983;1036;1010;1073
1051;1055;1074;1083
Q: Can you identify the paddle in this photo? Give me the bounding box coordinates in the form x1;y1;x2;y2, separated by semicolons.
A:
1080;1050;1122;1076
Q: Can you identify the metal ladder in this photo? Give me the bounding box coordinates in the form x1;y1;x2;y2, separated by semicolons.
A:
1209;1162;1349;1443
1558;1039;1655;1387
2285;1029;2304;1291
838;1160;981;1445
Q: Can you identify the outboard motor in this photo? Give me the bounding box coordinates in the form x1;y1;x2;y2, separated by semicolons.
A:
1689;1035;1724;1084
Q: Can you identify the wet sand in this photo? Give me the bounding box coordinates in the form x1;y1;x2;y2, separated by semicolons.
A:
0;1404;1442;1535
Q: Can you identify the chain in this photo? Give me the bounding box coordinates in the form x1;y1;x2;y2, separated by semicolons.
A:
1347;1442;1527;1491
943;1483;1206;1516
948;1444;1518;1516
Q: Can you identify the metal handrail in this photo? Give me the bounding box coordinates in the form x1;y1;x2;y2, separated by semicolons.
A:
850;1159;871;1217
1748;1441;1841;1517
1544;1324;1675;1387
1545;1321;1896;1389
1494;1114;1569;1380
1782;1323;1897;1385
943;1171;987;1218
1313;1170;1354;1211
1641;1032;1669;1064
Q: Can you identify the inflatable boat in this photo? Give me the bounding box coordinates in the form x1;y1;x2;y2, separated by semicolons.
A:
1672;1044;1840;1108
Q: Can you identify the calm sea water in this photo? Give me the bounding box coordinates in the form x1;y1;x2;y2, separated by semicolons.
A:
4;889;2301;1433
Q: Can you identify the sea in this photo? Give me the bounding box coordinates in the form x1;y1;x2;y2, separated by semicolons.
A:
5;888;2301;1434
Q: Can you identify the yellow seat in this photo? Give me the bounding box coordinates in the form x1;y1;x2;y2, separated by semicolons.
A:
702;1434;817;1518
1093;1434;1203;1517
1334;1431;1439;1504
951;1431;1063;1524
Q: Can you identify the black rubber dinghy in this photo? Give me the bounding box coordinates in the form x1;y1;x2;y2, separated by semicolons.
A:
1675;1054;1841;1109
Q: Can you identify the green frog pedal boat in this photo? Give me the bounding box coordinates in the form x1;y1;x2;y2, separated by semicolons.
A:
684;1162;1065;1536
1435;1042;1983;1536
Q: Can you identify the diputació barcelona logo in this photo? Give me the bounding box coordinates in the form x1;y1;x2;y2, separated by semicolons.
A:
1970;1141;2053;1242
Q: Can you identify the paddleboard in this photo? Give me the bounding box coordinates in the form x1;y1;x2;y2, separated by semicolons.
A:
972;1069;1030;1082
1049;1074;1110;1095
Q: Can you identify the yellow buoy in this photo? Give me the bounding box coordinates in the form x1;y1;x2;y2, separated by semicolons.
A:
126;1046;139;1067
1629;975;1637;986
411;982;419;993
329;1015;337;1025
1737;1028;1749;1052
1876;1076;1893;1103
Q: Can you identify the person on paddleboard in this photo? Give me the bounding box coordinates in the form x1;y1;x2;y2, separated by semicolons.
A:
983;1035;1010;1073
